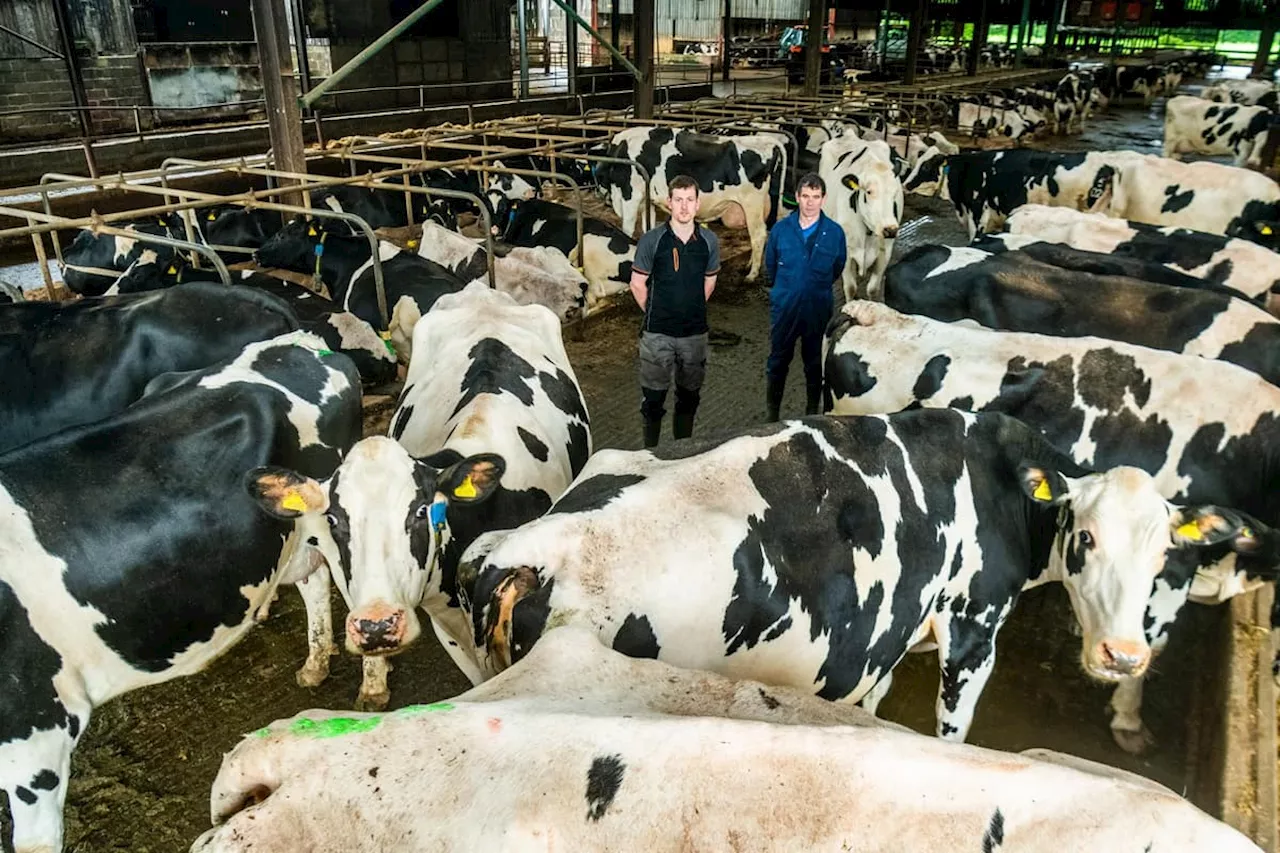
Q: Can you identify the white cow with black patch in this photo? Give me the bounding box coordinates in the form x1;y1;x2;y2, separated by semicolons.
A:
0;332;361;853
823;301;1280;751
447;409;1238;744
1006;204;1280;314
598;126;787;281
248;282;591;710
193;628;1262;853
415;221;588;321
1163;95;1280;168
818;134;903;302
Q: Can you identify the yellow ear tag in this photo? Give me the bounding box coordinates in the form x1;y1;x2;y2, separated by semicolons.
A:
454;476;478;499
207;212;217;221
307;226;318;237
1033;479;1052;501
1176;521;1204;541
1262;225;1274;235
281;491;309;513
1241;526;1255;539
408;239;419;249
166;264;177;274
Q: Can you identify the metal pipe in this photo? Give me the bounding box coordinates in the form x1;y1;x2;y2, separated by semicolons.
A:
0;24;63;58
301;0;449;109
566;0;578;96
365;179;496;290
547;0;640;79
518;0;531;100
49;0;97;178
290;0;313;98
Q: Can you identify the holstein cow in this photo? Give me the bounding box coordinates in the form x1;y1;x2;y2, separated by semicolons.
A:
599;126;786;280
1163;95;1280;168
201;205;281;256
0;283;300;454
902;147;1145;237
956;102;1040;140
310;186;411;232
823;302;1280;750
248;282;591;709
192;628;1262;853
1006;203;1280;314
450;409;1235;744
0;332;361;853
109;259;397;385
817;134;903;301
1202;79;1279;111
255;217;466;360
885;245;1280;386
414;220;588;321
502;198;636;308
1052;70;1096;133
59;214;183;296
1097;153;1280;244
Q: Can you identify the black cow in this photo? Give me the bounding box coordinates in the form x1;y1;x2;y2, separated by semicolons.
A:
885;245;1280;386
0;332;362;853
0;279;22;304
255;217;466;360
111;258;397;385
0;282;299;454
202;205;282;257
310;185;412;232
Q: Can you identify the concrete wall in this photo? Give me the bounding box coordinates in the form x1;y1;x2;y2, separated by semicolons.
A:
0;53;144;141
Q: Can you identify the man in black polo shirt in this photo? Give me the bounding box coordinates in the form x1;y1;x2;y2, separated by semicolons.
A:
629;174;721;448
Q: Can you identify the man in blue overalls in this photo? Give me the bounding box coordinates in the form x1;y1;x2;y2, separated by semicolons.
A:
762;173;848;421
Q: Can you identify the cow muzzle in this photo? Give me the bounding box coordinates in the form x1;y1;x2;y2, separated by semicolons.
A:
881;225;899;239
1085;638;1151;681
346;604;408;654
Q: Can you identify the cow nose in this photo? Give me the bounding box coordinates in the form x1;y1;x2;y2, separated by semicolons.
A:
348;611;406;653
882;225;899;238
1097;639;1149;676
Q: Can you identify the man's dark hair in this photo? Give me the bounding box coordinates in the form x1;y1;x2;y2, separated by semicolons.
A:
797;173;826;195
669;175;700;196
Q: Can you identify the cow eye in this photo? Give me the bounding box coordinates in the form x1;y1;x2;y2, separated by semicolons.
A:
415;503;430;521
1078;530;1095;549
325;512;339;528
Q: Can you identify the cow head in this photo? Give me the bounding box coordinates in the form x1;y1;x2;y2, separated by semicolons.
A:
840;159;902;240
1025;464;1246;682
256;216;326;272
246;437;505;657
1233;218;1280;251
902;146;948;198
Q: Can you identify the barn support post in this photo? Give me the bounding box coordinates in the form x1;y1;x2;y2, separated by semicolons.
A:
1253;19;1277;77
1045;0;1066;59
290;0;312;98
252;0;308;207
634;0;655;117
721;0;732;81
903;0;926;84
50;0;97;178
966;0;989;75
611;0;621;58
518;0;531;99
566;0;579;94
1014;0;1031;68
549;0;642;78
803;0;824;96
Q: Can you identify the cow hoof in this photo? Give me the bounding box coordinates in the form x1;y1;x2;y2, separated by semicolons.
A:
355;691;390;712
1111;725;1155;755
296;662;330;688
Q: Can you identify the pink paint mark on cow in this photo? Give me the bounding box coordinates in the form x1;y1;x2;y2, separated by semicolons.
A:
487;717;503;734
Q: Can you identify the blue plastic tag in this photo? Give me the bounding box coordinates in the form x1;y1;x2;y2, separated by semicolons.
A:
313;242;325;257
429;500;447;530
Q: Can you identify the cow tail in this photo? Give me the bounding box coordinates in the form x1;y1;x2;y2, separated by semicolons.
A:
768;141;787;228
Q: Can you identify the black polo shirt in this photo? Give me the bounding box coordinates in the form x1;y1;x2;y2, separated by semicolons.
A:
633;222;721;337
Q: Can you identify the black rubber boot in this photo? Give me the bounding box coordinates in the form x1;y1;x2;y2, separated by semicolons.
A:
805;377;823;415
673;386;700;440
765;377;786;422
673;412;695;440
642;417;663;448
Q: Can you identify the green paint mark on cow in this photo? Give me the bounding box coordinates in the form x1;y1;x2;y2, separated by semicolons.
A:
251;726;272;738
287;716;383;738
395;702;455;716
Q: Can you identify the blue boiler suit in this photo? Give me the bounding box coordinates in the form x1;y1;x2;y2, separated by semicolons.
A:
763;211;847;413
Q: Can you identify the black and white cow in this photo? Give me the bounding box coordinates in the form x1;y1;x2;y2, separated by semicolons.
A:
1202;79;1279;111
902;147;1145;237
193;628;1263;853
0;332;361;853
59;214;184;295
445;409;1238;746
501;198;635;307
1098;153;1280;243
1096;64;1166;107
255;217;466;360
818;135;902;301
0;282;300;454
598;126;786;280
109;259;397;385
201;205;281;255
884;245;1280;386
479;153;595;228
1053;70;1096;134
1163;95;1280;168
956;101;1040;140
414;220;587;321
248;282;591;709
823;301;1280;750
1005;204;1280;314
311;185;412;232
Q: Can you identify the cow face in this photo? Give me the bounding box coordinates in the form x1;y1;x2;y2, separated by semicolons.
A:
1237;219;1280;251
256;217;325;271
246;437;505;657
841;162;902;239
902;146;948;198
1025;465;1244;682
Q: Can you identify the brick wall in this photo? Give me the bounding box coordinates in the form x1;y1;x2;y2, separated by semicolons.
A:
0;54;146;142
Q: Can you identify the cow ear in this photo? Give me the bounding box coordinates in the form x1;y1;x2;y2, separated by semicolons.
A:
246;466;329;519
1257;222;1274;236
438;454;506;504
1019;465;1068;504
841;174;861;191
1171;506;1245;547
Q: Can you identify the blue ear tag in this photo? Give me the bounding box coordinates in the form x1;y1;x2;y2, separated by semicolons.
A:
429;500;447;531
313;242;325;257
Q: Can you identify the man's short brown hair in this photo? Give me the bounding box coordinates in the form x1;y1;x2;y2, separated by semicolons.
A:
669;175;699;197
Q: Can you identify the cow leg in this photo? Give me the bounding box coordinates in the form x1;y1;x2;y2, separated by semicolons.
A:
1108;676;1154;754
933;613;1004;741
858;672;893;716
864;243;893;302
355;656;392;711
743;200;768;282
293;563;338;688
0;707;86;853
